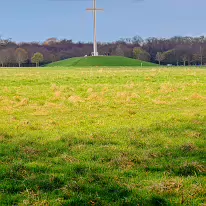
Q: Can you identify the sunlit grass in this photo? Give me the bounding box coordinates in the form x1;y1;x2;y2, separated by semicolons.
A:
0;67;205;205
46;56;157;67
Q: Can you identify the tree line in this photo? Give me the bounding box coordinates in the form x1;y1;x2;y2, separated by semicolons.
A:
1;35;206;67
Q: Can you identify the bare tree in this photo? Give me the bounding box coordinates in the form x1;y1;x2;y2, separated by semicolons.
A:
192;53;201;65
15;48;28;67
181;55;187;66
199;45;203;66
0;49;9;67
114;45;124;56
155;52;165;65
0;36;11;48
7;48;16;66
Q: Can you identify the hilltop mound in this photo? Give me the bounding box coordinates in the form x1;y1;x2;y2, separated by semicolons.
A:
47;56;157;67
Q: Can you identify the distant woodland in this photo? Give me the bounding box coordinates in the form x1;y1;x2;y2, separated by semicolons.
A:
1;36;206;66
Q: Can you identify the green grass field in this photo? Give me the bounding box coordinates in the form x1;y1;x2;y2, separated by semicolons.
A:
47;56;157;67
0;67;205;205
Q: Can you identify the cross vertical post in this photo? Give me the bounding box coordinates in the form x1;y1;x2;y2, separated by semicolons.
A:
86;0;104;56
93;0;97;56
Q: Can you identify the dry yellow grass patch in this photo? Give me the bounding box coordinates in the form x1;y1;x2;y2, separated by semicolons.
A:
46;102;58;108
26;199;51;206
181;143;197;152
187;71;197;76
98;68;105;73
186;131;202;138
54;91;61;98
192;120;202;125
188;184;206;200
0;135;5;142
87;88;93;93
33;109;49;116
145;76;153;81
87;92;104;102
23;147;41;156
124;82;135;89
145;88;155;95
71;144;87;152
116;92;130;102
68;95;84;103
110;154;135;170
191;93;206;100
51;84;58;91
2;105;13;114
53;90;66;101
160;83;177;94
152;99;170;105
102;87;109;93
15;98;29;107
152;180;183;195
3;87;9;92
116;92;139;102
0;96;11;105
45;102;67;111
61;154;79;163
51;84;67;100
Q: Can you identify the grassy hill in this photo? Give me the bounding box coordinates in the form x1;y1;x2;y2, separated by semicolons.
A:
47;56;157;67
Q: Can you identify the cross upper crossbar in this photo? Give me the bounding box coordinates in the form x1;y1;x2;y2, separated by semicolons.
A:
86;8;104;11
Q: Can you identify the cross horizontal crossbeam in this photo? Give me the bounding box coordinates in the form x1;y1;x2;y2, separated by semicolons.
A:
86;8;104;11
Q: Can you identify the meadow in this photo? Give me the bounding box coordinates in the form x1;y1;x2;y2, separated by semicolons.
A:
0;67;205;205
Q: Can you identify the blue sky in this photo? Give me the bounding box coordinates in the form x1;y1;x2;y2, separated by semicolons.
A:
0;0;205;43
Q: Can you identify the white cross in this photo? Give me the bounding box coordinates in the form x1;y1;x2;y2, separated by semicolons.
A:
86;0;104;56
